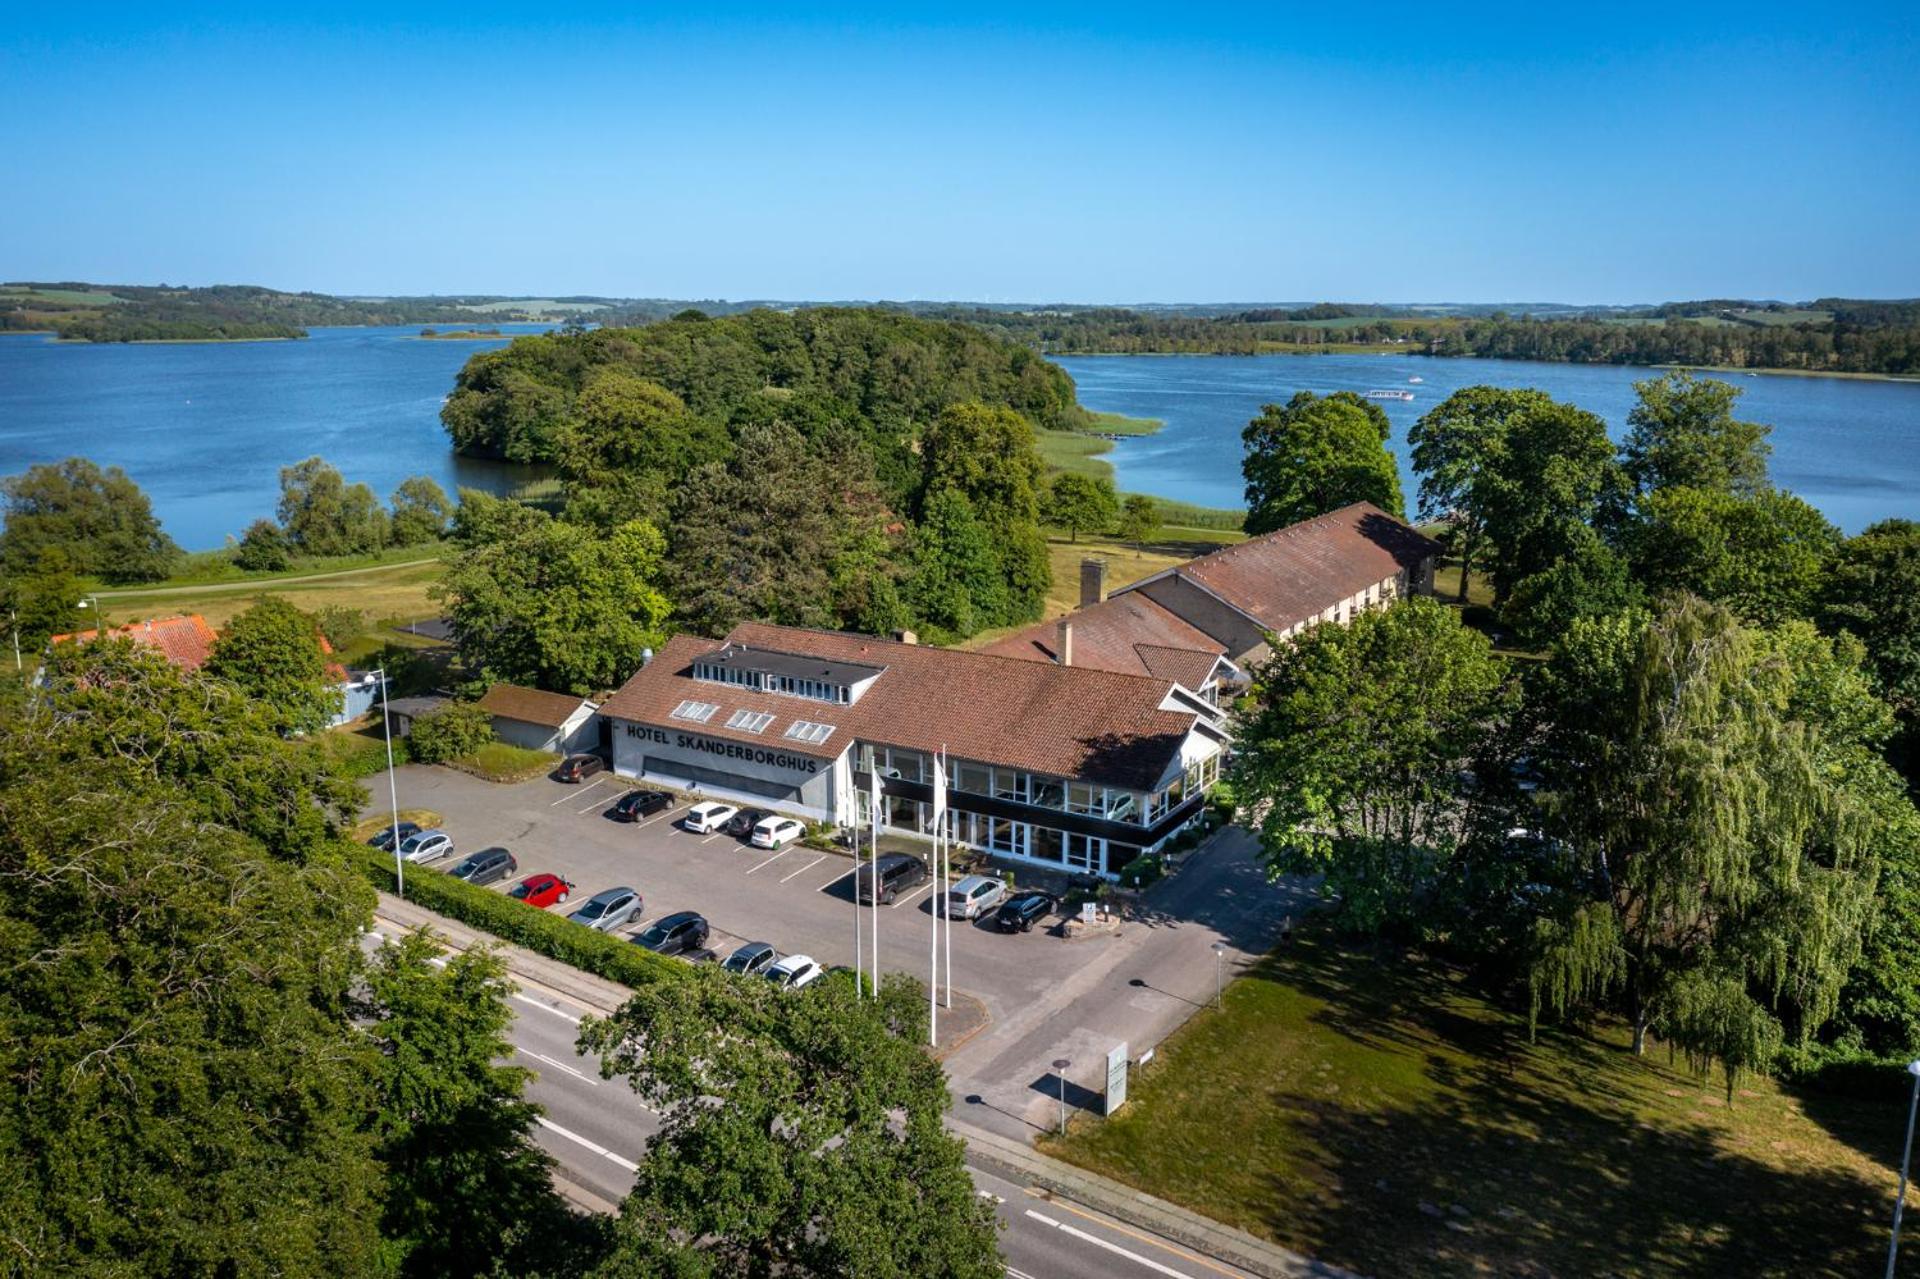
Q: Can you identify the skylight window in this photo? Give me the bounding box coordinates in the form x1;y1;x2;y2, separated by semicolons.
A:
726;709;775;734
782;720;835;745
670;699;719;723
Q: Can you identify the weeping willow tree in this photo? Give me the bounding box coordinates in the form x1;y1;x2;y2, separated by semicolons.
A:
1528;596;1882;1095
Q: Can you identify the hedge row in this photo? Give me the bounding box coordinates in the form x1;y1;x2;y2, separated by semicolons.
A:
351;844;681;991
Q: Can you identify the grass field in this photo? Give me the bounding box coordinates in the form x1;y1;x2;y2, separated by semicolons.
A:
91;557;444;629
1081;409;1164;434
1;285;125;306
1043;929;1901;1277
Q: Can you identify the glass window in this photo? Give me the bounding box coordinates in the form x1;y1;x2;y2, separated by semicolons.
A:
993;769;1029;803
1106;791;1139;824
1067;782;1098;815
1030;777;1065;810
883;748;925;783
987;819;1025;855
1030;826;1063;863
955;761;991;795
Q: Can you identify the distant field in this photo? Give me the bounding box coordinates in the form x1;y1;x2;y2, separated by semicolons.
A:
459;299;609;315
1035;429;1116;479
93;558;444;629
0;285;124;306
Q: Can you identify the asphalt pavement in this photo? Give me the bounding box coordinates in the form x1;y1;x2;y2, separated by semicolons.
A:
367;915;1257;1278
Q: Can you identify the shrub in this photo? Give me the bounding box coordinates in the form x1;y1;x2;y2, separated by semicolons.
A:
314;605;368;649
1207;778;1237;820
406;701;495;764
450;741;559;783
352;845;682;990
1117;852;1164;890
234;519;293;572
311;726;408;779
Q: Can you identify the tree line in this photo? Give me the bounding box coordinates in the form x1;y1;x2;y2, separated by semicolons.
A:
1229;369;1920;1093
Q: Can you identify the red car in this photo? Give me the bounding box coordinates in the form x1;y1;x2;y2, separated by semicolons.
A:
507;873;575;909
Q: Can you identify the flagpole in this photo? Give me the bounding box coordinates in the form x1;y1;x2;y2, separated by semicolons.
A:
869;769;880;1002
942;748;953;1008
853;783;863;996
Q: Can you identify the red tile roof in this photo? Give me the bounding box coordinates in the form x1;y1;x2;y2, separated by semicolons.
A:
979;592;1227;689
477;682;593;728
49;614;219;671
1120;501;1439;635
600;623;1208;792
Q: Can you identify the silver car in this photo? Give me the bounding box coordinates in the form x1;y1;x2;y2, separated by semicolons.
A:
946;874;1008;920
397;829;454;864
568;886;642;931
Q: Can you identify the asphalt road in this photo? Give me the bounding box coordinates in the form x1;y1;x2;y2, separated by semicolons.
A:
368;919;1250;1278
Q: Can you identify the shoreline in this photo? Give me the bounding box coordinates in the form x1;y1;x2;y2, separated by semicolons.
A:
1055;347;1920;382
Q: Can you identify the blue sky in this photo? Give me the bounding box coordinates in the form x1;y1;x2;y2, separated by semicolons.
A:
4;3;1916;303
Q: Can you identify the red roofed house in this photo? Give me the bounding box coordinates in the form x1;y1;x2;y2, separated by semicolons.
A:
48;613;220;670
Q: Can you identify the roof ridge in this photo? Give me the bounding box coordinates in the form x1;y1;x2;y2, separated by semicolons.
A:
731;620;1188;689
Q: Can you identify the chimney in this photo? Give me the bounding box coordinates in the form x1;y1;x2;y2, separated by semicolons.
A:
1056;619;1074;667
1079;558;1107;608
895;629;918;646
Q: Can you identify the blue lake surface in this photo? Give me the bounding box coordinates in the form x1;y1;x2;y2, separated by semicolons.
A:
0;324;552;550
1056;354;1920;535
1;330;1915;549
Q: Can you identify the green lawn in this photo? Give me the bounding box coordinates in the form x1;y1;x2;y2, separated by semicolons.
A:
1042;930;1899;1278
452;742;559;783
1081;409;1164;434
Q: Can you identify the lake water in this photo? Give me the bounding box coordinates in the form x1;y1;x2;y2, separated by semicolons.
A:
0;324;552;550
1057;354;1920;535
2;330;1915;549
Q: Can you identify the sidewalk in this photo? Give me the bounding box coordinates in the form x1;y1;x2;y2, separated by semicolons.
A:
953;1117;1357;1279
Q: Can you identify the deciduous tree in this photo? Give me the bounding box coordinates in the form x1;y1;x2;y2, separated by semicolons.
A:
388;475;453;546
1043;472;1118;543
278;456;389;556
234;516;293;571
580;971;1002;1278
1472;395;1624;602
1232;596;1514;932
1623;485;1839;624
205;596;342;734
1409;386;1553;601
1621;370;1771;497
1115;493;1159;544
1241;391;1404;535
0;456;179;582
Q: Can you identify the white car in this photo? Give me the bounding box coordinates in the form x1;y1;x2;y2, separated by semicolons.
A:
765;954;823;989
750;815;805;849
397;829;454;864
946;873;1008;920
682;801;739;834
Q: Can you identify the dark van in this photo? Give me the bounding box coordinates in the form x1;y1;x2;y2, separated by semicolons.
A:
857;852;928;905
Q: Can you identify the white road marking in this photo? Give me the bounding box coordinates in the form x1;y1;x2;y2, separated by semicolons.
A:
636;808;683;829
1005;1269;1039;1279
575;788;612;814
699;831;723;845
745;847;792;874
526;1050;597;1085
890;880;937;909
977;1188;1006;1204
534;1116;639;1172
551;778;607;807
1022;1210;1198;1278
780;855;825;883
512;992;583;1024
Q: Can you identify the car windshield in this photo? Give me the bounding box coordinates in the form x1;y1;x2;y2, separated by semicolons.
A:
577;900;606;918
638;926;669;946
724;949;762;971
508;883;531;898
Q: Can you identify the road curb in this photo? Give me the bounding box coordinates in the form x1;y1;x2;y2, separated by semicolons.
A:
373;890;632;1015
948;1117;1358;1279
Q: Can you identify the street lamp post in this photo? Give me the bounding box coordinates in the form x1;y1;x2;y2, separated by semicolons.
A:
1886;1059;1920;1278
8;609;19;673
1211;940;1228;1009
1052;1058;1072;1135
369;668;404;898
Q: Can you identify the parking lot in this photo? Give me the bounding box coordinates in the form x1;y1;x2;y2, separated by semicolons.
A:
374;762;1306;1136
377;764;1102;1002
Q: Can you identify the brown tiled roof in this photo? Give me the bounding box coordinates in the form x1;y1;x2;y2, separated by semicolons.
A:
477;683;593;728
600;623;1207;792
49;614;219;671
979;592;1227;689
1121;501;1440;635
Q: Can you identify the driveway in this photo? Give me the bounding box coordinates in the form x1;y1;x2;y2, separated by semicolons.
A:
371;766;1306;1141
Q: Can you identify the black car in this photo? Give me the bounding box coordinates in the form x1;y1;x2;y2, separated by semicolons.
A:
722;941;779;976
366;820;421;852
555;754;606;783
611;789;673;822
724;807;772;839
447;847;518;886
856;852;928;905
994;890;1059;933
632;910;711;956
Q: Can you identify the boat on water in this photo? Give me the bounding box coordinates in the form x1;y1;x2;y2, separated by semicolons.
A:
1408;375;1423;383
1364;389;1415;401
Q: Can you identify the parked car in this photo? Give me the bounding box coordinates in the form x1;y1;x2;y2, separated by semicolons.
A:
366;820;421;852
766;954;824;989
569;887;642;931
632;910;710;956
555;754;605;783
397;829;454;864
446;846;518;886
723;807;771;839
947;873;1008;920
508;872;575;909
682;801;738;834
722;941;779;976
750;816;805;850
994;890;1059;933
611;789;674;822
856;852;928;905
